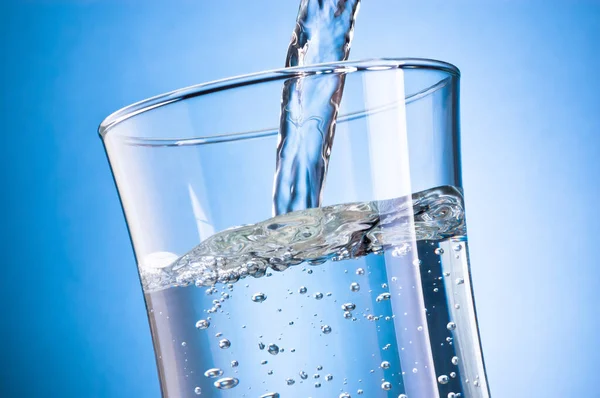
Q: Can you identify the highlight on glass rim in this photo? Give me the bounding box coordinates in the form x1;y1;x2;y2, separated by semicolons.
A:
99;1;491;397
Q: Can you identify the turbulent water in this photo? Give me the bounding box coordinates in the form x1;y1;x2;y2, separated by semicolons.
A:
142;186;465;292
273;0;361;215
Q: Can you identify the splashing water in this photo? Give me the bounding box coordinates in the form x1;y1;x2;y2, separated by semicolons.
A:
141;186;465;292
273;0;361;215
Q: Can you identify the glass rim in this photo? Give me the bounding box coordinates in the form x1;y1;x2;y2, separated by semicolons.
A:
98;57;460;140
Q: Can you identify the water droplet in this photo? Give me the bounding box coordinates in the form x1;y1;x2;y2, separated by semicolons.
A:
339;393;351;398
194;387;201;395
381;283;388;289
453;244;462;252
356;268;365;275
383;344;391;350
326;374;333;381
258;342;265;350
181;342;187;347
286;378;295;385
438;375;449;384
267;370;274;375
261;360;268;365
350;282;360;292
314;382;321;388
321;325;332;334
358;389;364;395
417;326;423;331
316;365;323;371
434;248;444;255
433;288;439;293
452;356;459;365
313;374;320;379
314;292;324;300
454;304;461;309
381;361;391;369
342;303;356;311
218;339;231;349
412;259;422;266
447;337;453;343
289;321;294;325
448;393;456;398
213;377;239;390
382;381;392;390
299;286;307;294
412;368;418;373
204;368;223;378
215;332;223;337
307;269;313;274
343;311;352;319
231;360;238;368
399;395;408;398
260;393;279;398
456;278;464;285
268;344;280;355
252;292;267;303
300;371;308;380
450;372;456;378
376;292;391;302
447;322;456;331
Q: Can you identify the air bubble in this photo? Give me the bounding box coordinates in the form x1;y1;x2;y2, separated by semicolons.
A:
258;342;265;350
453;244;462;252
195;319;209;329
314;292;324;300
438;375;449;384
350;282;360;292
218;339;231;349
412;368;418;373
315;382;321;388
204;368;223;378
417;326;423;331
357;390;364;395
321;325;332;334
231;360;239;368
356;268;365;275
339;393;351;398
194;387;201;395
456;278;464;285
412;259;422;266
376;292;391;302
181;342;187;347
260;393;279;398
316;365;323;370
268;344;280;355
286;378;295;385
342;303;356;311
381;361;391;369
399;395;408;398
450;372;456;378
300;371;308;380
252;292;267;303
452;356;459;365
434;248;444;255
382;381;392;390
213;377;239;390
299;286;307;294
344;311;352;319
447;322;456;331
326;374;333;381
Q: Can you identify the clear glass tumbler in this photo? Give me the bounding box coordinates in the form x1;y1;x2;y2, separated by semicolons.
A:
99;59;491;398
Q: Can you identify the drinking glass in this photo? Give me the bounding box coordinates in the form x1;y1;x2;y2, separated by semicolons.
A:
99;58;491;398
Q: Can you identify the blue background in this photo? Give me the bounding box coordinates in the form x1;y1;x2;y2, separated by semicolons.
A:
1;1;599;397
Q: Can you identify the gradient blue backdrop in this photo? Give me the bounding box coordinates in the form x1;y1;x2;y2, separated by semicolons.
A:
1;1;599;397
